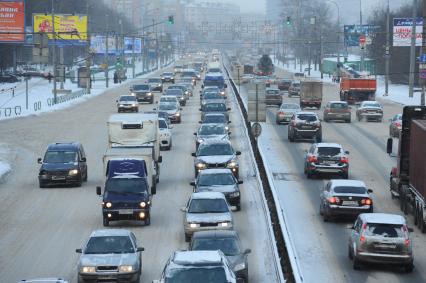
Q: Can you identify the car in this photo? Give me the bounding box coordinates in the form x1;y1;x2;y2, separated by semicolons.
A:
164;88;186;106
157;102;182;123
174;65;183;73
168;84;190;101
288;80;301;97
348;213;414;272
37;142;88;188
161;72;175;83
389;113;402;138
159;118;172;150
294;72;305;79
200;86;221;97
200;113;231;131
276;103;301;124
0;73;20;83
76;229;144;283
192;140;241;178
240;74;254;84
277;78;292;91
319;179;373;221
153;250;239;283
116;95;138;113
288;111;322;142
200;100;230;121
356;101;383;122
147;78;163;92
130;84;154;103
190;230;251;281
179;82;194;96
323;101;351;123
194;123;230;150
265;87;283;106
182;192;234;242
304;143;350;179
190;169;243;211
159;95;180;109
181;69;198;85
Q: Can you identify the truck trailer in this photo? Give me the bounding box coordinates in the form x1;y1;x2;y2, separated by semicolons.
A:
339;78;376;104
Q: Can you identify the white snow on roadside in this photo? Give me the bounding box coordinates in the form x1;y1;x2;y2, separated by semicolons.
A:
0;161;11;181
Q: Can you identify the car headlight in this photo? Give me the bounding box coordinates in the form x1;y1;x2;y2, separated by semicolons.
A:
189;223;200;228
185;91;189;94
196;162;206;169
119;265;133;273
140;201;147;208
131;92;136;96
230;192;240;197
220;91;225;95
158;83;162;87
132;103;138;107
197;138;204;144
147;92;152;96
227;160;238;168
171;77;174;79
225;126;229;131
234;262;246;271
175;112;181;117
69;169;79;176
81;266;96;273
105;202;112;208
219;222;230;227
179;97;184;100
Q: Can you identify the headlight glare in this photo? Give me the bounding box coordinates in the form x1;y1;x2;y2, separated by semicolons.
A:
119;265;133;273
234;262;246;271
189;223;200;228
227;161;238;168
69;169;79;176
81;266;96;273
197;138;204;143
140;201;146;208
105;202;112;208
196;162;206;169
219;222;230;227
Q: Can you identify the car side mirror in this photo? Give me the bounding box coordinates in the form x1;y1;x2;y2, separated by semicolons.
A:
235;151;241;155
227;108;231;111
81;157;87;162
199;108;202;111
190;181;196;186
228;132;231;135
238;180;243;184
153;108;157;110
228;121;231;124
137;247;145;252
158;156;163;163
244;248;251;254
180;108;183;110
37;158;42;164
224;96;227;99
191;153;196;157
116;100;118;103
75;248;82;253
198;121;202;124
155;101;158;104
344;151;350;155
224;83;228;88
367;189;373;193
201;85;204;89
96;186;102;196
386;138;393;155
193;133;197;135
180;207;187;212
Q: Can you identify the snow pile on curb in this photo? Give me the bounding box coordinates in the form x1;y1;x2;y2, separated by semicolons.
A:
0;161;11;182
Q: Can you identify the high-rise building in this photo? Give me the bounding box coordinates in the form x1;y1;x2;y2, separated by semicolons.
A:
265;0;282;22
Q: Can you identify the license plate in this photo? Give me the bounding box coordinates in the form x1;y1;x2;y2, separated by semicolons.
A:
322;160;335;165
118;209;133;215
342;201;358;206
375;244;396;249
301;125;312;129
52;176;66;180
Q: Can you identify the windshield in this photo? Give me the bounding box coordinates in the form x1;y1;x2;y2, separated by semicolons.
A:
199;125;225;135
203;93;222;100
208;68;221;73
105;178;148;194
363;102;381;108
159;119;168;129
188;199;229;213
330;103;348;109
334;186;366;194
192;237;240;256
365;224;404;238
119;96;136;102
198;144;233;156
159;103;178;111
132;85;149;91
163;72;173;76
317;147;341;156
204;80;224;88
266;89;279;94
182;72;196;77
166;89;183;96
44;150;77;163
281;104;300;110
166;267;227;283
161;97;177;103
169;85;185;91
84;236;134;254
297;114;318;122
198;173;235;186
203;103;226;112
292;83;300;87
148;78;161;83
203;115;226;124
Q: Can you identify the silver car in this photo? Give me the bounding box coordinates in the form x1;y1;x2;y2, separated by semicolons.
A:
194;123;230;149
348;213;414;272
116;95;138;113
76;229;144;283
276;103;301;124
181;192;233;242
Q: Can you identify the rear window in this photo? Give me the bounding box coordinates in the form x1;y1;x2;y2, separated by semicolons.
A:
297;114;317;122
317;147;341;156
333;186;366;194
266;89;279;94
365;223;404;238
330;103;348;109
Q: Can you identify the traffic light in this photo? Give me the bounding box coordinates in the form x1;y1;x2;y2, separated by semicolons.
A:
286;16;292;26
168;15;174;25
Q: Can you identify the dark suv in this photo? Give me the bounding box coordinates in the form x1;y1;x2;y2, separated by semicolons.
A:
38;142;88;188
288;112;322;142
304;143;349;179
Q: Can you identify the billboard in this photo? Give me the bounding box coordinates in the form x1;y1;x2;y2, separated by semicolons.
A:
124;37;142;54
393;18;423;47
0;0;25;42
33;14;87;46
344;25;381;47
91;36;142;54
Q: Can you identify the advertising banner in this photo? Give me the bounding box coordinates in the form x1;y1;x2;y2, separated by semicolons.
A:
0;0;25;42
393;18;423;47
90;35;117;54
33;14;87;46
124;37;142;54
344;25;381;47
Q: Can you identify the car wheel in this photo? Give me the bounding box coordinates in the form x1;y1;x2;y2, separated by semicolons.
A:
288;132;294;142
76;179;83;187
342;172;349;179
346;118;351;123
185;233;191;242
132;273;141;283
357;115;361;122
404;263;414;273
103;217;109;227
145;216;151;226
353;257;361;270
319;202;324;215
236;204;241;211
348;246;353;260
39;181;47;188
306;171;313;179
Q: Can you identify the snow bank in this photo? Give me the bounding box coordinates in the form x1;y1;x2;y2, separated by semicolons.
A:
0;161;11;182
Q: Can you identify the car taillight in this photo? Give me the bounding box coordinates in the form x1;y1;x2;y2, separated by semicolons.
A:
360;223;367;243
395;121;402;127
278;111;285;116
308;155;318;163
340;156;349;163
328;196;340;204
405;238;410;247
361;198;372;205
291;121;297;127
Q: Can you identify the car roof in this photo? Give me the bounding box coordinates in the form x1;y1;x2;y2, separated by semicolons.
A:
90;229;132;237
173;250;223;265
204;113;226;117
329;179;366;188
108;113;157;123
200;123;224;128
329;100;347;104
199;168;233;175
191;191;227;200
359;213;406;225
296;111;317;115
192;230;238;239
202;139;231;146
315;143;342;148
204;99;226;104
161;95;178;99
47;142;80;150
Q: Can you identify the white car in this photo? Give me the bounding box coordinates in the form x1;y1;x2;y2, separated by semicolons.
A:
159;95;180;109
159;118;172;150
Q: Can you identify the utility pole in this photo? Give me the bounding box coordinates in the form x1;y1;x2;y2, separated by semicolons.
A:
132;36;136;78
51;0;57;104
86;0;91;94
385;0;390;96
360;0;364;72
421;0;426;106
105;14;109;88
408;0;418;98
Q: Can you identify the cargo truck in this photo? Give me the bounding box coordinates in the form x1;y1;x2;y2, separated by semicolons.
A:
339;78;376;104
387;106;426;232
299;80;322;109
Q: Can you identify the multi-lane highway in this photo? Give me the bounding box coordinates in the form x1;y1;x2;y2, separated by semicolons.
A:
0;67;280;282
